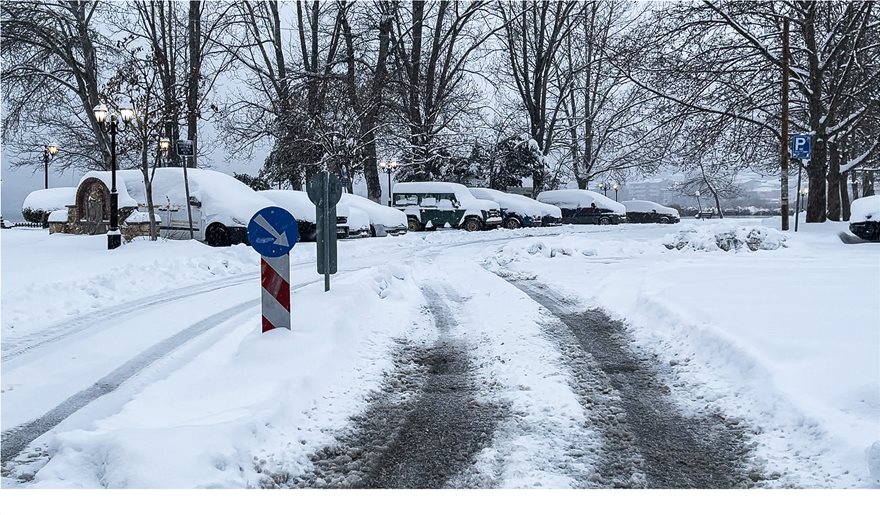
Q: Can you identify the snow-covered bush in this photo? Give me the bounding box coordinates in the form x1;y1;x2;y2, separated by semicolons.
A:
664;225;787;252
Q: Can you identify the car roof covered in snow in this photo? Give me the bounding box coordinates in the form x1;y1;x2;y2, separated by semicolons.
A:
469;188;561;218
622;200;678;217
850;194;879;223
536;189;626;214
22;187;77;212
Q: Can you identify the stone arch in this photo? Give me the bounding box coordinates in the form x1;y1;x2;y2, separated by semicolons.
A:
75;178;111;234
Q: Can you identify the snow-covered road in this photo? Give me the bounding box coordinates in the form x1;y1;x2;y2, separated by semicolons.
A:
1;220;877;488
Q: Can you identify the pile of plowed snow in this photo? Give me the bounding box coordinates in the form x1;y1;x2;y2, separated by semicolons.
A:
663;225;787;252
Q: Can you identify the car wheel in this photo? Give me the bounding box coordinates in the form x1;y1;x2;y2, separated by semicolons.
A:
463;217;483;232
659;216;670;224
503;216;522;229
407;217;421;232
598;217;610;225
206;223;230;247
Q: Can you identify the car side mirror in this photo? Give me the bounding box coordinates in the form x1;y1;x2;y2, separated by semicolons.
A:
188;196;202;209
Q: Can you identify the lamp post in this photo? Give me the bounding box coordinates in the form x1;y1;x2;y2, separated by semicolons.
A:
159;136;171;167
598;182;609;196
695;190;703;218
93;103;136;250
613;183;619;201
380;160;398;206
43;144;59;190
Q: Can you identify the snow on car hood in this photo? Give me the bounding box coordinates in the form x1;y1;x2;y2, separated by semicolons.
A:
259;189;350;224
340;193;407;228
851;195;879;223
537;189;627;214
622;200;679;217
80;168;272;226
22;187;77;212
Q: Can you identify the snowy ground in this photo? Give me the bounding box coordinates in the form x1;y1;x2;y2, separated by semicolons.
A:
1;219;877;488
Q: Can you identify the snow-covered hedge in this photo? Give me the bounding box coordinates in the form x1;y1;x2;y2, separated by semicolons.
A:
663;225;788;252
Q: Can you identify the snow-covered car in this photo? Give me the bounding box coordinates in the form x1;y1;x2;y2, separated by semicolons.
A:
622;200;680;224
258;189;350;242
78;168;273;246
849;195;879;241
346;206;371;238
392;182;503;232
536;189;627;225
469;187;562;229
340;193;408;236
21;187;76;225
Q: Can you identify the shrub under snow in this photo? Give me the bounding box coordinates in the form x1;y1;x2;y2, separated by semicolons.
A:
664;225;788;252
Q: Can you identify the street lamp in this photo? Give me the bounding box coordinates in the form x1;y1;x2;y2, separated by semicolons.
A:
613;183;619;201
794;186;808;232
695;190;703;218
93;102;136;250
380;160;398;206
598;182;609;196
43;144;59;190
159;136;171;167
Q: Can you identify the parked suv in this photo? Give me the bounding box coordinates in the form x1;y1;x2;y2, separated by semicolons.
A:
537;189;627;225
392;182;503;231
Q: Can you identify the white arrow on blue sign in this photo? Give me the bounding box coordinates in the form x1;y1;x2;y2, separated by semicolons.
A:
247;207;299;257
790;134;812;159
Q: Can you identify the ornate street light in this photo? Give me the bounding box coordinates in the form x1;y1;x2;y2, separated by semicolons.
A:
159;136;171;167
380;160;398;206
43;144;59;190
613;183;619;201
93;102;136;250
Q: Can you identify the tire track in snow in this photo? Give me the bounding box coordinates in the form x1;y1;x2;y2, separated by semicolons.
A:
505;279;755;488
289;285;504;489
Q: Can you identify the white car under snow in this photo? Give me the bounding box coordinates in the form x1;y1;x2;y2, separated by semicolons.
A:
469;187;562;229
258;189;351;241
340;193;408;236
849;194;879;241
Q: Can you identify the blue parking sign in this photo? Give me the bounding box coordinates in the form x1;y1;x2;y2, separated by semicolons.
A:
790;134;812;159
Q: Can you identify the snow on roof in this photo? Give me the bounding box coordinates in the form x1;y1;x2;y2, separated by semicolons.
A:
392;181;498;211
622;200;679;217
80;168;272;224
850;195;879;224
536;189;627;214
47;209;69;222
22;187;77;212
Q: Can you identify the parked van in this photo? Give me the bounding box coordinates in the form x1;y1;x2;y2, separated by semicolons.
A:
392;182;502;231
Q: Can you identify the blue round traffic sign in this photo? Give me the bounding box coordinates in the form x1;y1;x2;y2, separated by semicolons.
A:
247;207;299;257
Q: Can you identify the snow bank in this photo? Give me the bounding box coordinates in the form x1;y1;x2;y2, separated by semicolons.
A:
21;187;76;212
537;189;626;214
850;195;879;223
32;264;429;488
663;225;787;252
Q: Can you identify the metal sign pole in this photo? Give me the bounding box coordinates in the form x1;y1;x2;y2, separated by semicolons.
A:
794;160;803;232
182;157;195;240
323;170;331;292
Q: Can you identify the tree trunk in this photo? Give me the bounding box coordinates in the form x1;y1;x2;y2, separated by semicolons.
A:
826;138;841;221
803;9;826;223
864;171;875;197
841;171;851;221
187;0;201;167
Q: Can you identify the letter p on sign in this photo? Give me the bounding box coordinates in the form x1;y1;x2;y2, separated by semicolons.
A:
790;134;812;159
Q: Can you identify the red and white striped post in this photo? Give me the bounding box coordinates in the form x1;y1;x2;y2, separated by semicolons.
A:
260;254;290;332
